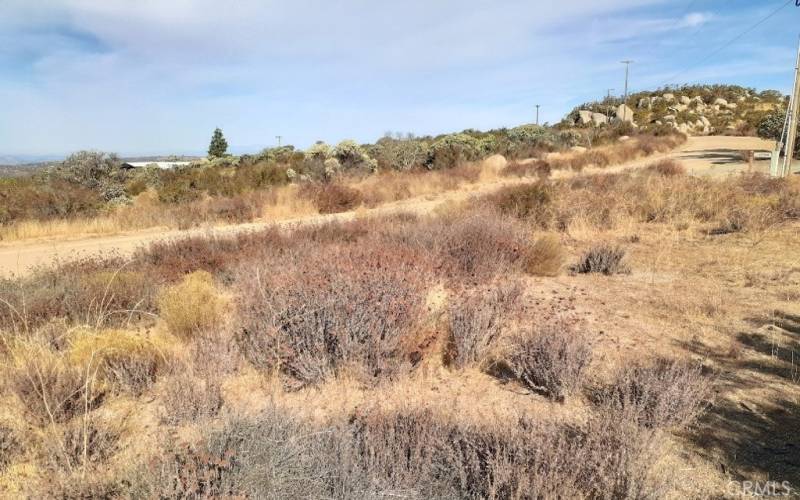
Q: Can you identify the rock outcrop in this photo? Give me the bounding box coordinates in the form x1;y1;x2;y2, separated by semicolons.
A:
615;104;636;125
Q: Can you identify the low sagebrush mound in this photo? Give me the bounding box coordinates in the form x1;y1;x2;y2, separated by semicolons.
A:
445;282;521;368
144;404;332;498
572;244;629;275
504;317;593;401
596;358;713;429
160;369;224;424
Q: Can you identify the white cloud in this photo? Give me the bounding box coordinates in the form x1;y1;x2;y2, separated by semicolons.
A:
681;12;712;28
0;0;792;155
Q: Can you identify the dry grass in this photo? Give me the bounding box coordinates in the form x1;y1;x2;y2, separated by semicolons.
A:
68;328;171;396
157;271;228;339
0;424;18;471
523;233;565;276
646;159;686;177
3;157;800;497
7;342;103;425
0;133;680;245
160;369;223;424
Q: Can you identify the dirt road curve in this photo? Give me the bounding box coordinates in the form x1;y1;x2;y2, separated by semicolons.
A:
0;136;778;277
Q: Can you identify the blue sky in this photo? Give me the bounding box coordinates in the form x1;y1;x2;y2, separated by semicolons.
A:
1;0;798;157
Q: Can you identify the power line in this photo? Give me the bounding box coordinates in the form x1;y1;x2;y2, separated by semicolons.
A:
662;0;795;85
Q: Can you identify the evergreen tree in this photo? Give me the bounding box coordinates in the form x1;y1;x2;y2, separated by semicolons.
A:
208;128;229;158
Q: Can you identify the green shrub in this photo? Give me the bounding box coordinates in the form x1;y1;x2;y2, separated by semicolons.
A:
426;133;483;170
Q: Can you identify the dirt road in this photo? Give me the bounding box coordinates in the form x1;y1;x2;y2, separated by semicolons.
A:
0;135;777;277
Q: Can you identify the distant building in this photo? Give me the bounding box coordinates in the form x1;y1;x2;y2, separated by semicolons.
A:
120;161;193;170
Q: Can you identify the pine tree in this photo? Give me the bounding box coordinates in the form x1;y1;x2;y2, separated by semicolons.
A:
208;128;229;158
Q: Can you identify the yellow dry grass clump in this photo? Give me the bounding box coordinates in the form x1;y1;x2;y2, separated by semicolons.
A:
157;271;228;339
523;233;565;277
68;328;172;392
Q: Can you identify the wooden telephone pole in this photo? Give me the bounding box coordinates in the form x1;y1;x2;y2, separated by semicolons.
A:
783;38;800;177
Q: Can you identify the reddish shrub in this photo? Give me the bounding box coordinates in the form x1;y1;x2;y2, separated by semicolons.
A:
489;182;555;226
234;240;433;388
443;211;531;280
646;159;685;177
301;183;364;214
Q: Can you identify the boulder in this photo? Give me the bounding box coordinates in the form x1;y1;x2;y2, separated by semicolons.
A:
663;93;675;102
591;112;608;126
480;154;508;173
713;98;728;106
637;97;652;109
675;104;688;112
691;96;704;105
679;96;691;105
576;110;593;125
663;114;676;122
570;146;588;153
726;103;738;110
678;123;692;134
614;104;636;124
618;136;631;142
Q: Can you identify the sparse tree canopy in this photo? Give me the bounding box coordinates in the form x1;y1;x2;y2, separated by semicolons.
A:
208;128;229;158
758;111;799;154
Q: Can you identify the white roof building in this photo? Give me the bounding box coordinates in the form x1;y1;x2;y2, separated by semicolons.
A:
121;161;193;170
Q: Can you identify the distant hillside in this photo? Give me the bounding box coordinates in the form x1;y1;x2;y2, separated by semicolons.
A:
565;84;787;136
0;162;52;178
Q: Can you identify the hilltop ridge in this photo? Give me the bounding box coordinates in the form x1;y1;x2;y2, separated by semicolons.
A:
565;84;786;136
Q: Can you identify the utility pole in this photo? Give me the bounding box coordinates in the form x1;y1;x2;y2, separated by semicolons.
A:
535;105;540;126
783;38;800;177
621;60;633;122
275;135;282;147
